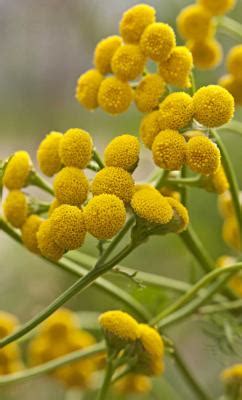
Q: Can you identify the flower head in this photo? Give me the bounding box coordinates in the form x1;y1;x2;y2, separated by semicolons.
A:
111;44;146;81
3;151;32;190
202;165;229;194
159;92;194;130
159;46;193;88
186;135;221;175
94;35;122;74
98;76;133;114
227;45;242;81
137;324;164;376
139;111;162;149
0;312;19;339
222;364;242;384
134;74;165;113
152;130;187;170
114;373;152;394
37;219;64;261
140;22;176;62
21;215;43;254
177;5;214;41
187;38;222;70
219;74;242;106
3;190;28;228
59;128;93;169
54;167;89;207
166;197;189;232
75;69;103;110
39;309;79;339
218;191;242;219
104;134;140;172
198;0;236;16
37;132;62;177
222;216;241;251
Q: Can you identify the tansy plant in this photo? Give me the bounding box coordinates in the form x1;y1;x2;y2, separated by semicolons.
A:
0;2;242;400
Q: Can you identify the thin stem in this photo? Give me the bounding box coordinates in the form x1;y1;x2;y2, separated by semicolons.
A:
0;218;22;244
189;71;196;96
29;171;54;195
93;149;105;169
217;16;242;41
200;298;242;314
97;356;114;400
168;176;201;187
155;169;170;189
180;165;188;206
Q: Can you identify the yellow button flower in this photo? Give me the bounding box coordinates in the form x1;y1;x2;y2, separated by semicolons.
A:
152;130;187;171
119;4;156;44
54;167;89;207
222;364;242;384
218;191;242;219
75;69;103;110
177;5;214;41
104;134;140;172
3;151;32;190
203;165;229;194
134;74;165;113
94;35;122;74
167;197;189;233
159;92;194;130
98;76;133;114
37;219;64;261
91;166;134;203
140;22;176;62
159;186;180;201
111;44;146;81
139;111;162;149
39;308;79;339
198;0;236;16
3;190;28;228
186;135;221;175
159;46;193;88
37;131;62;177
193;85;234;127
219;74;242;106
222;216;241;251
83;194;126;239
227;45;242;81
187;39;222;70
137;324;164;376
21;215;43;254
115;373;152;394
0;311;19;339
59;128;93;169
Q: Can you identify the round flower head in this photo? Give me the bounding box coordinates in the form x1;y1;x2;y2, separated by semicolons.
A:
119;4;156;44
134;74;165;113
3;151;32;190
218;191;242;219
219;75;242;106
166;197;189;233
54;167;89;207
21;215;43;254
152;130;187;171
222;364;242;384
131;188;173;225
94;35;122;75
37;131;62;177
159;186;181;201
202;165;229;194
48;198;61;217
50;205;86;250
198;0;236;16
83;194;126;239
39;308;78;339
37;219;64;261
0;312;19;339
193;85;234;127
91;166;134;203
227;45;242;81
140;22;176;62
177;5;213;41
59;128;93;169
98;76;133;114
159;92;194;130
104;134;140;172
3;190;28;228
111;44;146;81
222;216;241;251
114;373;152;394
75;69;103;110
137;324;164;376
186;135;221;175
139;111;162;149
187;39;223;70
159;46;193;88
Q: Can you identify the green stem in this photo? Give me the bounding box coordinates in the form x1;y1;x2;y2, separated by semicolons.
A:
180;166;188;206
168;176;201;187
93;149;105;169
0;218;22;244
97;357;114;400
217;16;242;41
219;120;242;138
200;298;242;314
155;169;170;189
29;171;54;195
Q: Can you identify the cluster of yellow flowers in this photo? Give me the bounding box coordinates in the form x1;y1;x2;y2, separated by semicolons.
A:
177;0;236;70
219;44;242;106
0;312;23;375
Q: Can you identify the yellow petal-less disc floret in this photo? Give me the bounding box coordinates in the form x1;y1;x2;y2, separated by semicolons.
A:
131;188;173;225
54;167;89;207
0;312;19;339
111;44;146;81
94;35;122;75
104;134;140;172
177;5;214;41
222;364;242;384
187;39;223;70
59;128;93;169
139;111;162;149
222;216;241;251
50;205;86;251
198;0;236;16
119;4;156;44
159;92;194;130
159;46;193;88
91;166;134;203
193;85;234;127
21;215;43;254
186;135;221;175
134;74;165;113
37;219;64;261
137;324;164;376
114;373;152;394
202;165;229;194
3;151;32;190
140;22;176;62
99;310;139;345
98;76;133;114
39;308;79;339
219;74;242;106
83;194;126;239
37;131;62;177
3;190;28;228
167;197;189;233
75;69;103;110
227;45;242;81
152;130;187;171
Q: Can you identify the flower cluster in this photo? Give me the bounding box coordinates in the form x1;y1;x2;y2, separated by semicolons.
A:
0;312;23;375
219;45;242;106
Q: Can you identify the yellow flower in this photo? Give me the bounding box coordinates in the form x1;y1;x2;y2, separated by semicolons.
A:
104;134;140;172
98;77;133;114
111;44;146;81
0;344;23;375
50;205;86;251
140;22;176;62
3;151;32;190
119;4;156;44
159;46;193;88
37;131;62;177
222;364;242;384
186;135;221;175
218;191;242;218
21;215;43;254
75;69;103;110
216;255;242;297
54;167;89;207
187;38;222;70
114;373;152;394
91;166;134;203
59;128;93;169
3;190;28;228
48;198;61;217
177;4;214;41
39;309;79;339
159;186;180;201
37;219;64;261
0;311;19;339
137;324;164;376
83;194;126;240
227;45;242;81
219;74;242;106
198;0;236;16
139;110;162;149
202;165;229;194
193;85;234;127
159;92;194;130
131;188;173;225
152;130;187;171
166;197;189;233
94;35;122;74
222;216;241;251
134;74;165;113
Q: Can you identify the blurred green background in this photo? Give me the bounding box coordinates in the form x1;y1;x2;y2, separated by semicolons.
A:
0;0;242;399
